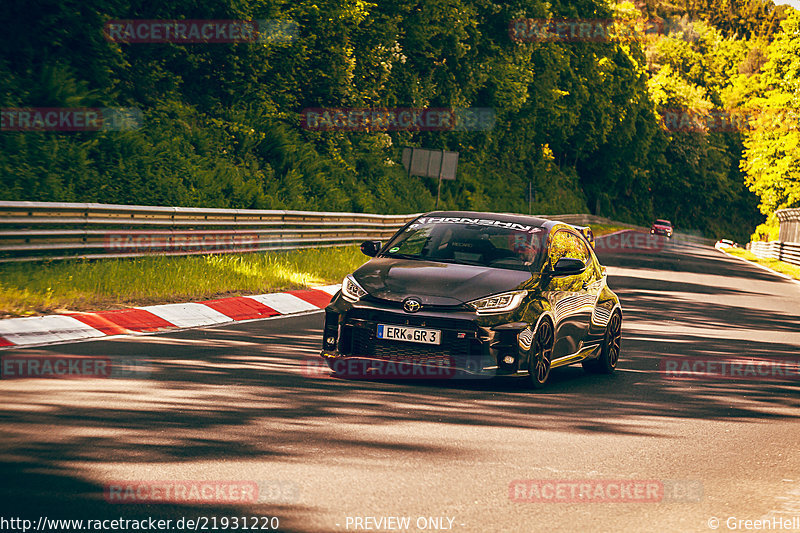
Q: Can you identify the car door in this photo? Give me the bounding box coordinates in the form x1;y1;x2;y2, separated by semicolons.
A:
545;229;598;359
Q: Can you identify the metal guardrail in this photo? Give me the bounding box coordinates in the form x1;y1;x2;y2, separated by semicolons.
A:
532;213;635;228
536;214;716;246
748;240;800;267
0;201;420;262
0;201;709;262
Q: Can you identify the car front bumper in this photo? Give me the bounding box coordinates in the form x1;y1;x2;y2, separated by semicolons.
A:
320;294;534;379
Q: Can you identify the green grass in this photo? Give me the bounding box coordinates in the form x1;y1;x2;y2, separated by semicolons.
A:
722;247;800;281
588;224;632;237
0;246;369;317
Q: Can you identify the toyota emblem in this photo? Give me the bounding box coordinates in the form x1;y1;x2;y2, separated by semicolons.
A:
403;299;421;313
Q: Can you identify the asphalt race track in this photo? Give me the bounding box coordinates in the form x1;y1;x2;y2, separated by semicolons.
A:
1;232;799;532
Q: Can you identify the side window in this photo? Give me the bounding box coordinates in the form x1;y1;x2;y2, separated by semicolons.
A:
586;246;603;280
548;230;590;268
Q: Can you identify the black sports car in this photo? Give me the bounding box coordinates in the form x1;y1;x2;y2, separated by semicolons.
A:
320;211;622;388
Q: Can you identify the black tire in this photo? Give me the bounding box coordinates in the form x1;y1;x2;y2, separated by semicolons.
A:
525;319;554;389
583;311;622;374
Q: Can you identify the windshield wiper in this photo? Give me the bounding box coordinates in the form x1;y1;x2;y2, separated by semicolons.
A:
381;252;423;260
425;257;487;267
382;253;488;268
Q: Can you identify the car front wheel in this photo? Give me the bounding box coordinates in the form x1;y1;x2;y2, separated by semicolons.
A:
583;311;621;374
525;319;554;389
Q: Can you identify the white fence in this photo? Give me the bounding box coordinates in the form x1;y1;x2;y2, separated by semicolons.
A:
748;240;800;267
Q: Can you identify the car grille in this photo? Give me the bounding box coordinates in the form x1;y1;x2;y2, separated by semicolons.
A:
348;308;475;331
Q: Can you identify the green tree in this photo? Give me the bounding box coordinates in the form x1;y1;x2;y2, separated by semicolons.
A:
740;10;800;238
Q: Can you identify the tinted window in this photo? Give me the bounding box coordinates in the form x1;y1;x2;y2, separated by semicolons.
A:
382;216;546;271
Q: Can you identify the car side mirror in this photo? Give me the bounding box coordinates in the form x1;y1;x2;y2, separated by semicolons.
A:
360;240;381;257
552;257;586;276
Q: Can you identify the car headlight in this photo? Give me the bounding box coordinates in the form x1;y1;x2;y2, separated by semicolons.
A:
341;275;368;302
467;290;527;315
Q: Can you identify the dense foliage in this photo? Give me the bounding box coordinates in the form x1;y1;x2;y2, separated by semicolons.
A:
1;0;796;241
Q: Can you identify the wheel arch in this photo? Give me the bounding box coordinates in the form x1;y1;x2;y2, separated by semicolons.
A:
521;311;555;371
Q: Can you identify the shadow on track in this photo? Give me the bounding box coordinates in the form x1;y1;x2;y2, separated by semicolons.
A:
1;236;798;530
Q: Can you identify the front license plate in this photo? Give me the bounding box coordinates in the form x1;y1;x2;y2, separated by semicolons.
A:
376;324;441;345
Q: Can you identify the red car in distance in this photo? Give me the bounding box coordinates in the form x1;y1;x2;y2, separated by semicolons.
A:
650;219;673;238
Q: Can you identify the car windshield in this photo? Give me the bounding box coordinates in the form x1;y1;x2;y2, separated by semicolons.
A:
380;216;546;272
655;219;672;226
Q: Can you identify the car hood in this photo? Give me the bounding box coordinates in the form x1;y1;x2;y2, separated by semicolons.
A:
353;257;532;306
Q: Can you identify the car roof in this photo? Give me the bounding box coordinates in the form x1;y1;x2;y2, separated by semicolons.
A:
415;211;593;251
419;211;553;228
